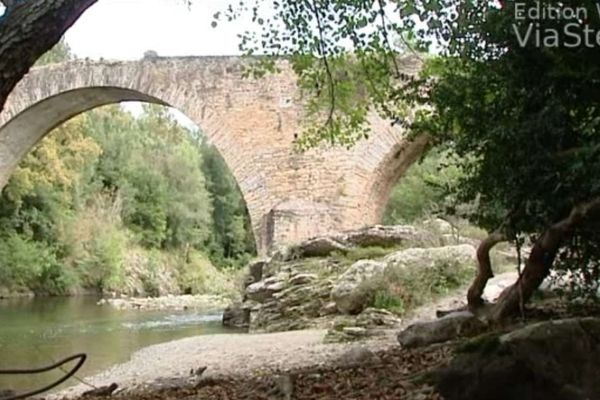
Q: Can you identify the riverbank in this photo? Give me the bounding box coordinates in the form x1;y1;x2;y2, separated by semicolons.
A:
53;272;517;399
53;302;600;400
49;224;514;398
54;329;397;398
97;294;233;311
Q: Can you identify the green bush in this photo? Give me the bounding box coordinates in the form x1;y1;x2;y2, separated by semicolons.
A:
176;251;237;298
0;234;71;295
366;259;472;314
383;150;463;224
78;226;127;292
35;260;77;296
372;289;405;314
140;252;161;297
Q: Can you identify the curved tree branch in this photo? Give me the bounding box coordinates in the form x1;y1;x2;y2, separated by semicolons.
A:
0;0;97;113
309;0;335;134
467;231;506;308
491;197;600;321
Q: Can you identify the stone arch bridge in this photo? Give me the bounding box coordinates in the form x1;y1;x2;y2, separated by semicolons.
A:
0;56;427;255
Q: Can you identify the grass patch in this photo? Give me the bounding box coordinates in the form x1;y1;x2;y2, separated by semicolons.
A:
372;289;406;314
177;250;237;298
364;259;473;315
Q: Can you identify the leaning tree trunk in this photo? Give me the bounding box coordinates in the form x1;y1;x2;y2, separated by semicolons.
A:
0;0;97;112
490;198;600;321
467;231;506;308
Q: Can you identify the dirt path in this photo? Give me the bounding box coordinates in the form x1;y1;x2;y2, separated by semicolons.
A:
55;272;518;398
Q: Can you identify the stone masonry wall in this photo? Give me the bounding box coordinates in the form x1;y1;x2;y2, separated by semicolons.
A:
0;55;424;254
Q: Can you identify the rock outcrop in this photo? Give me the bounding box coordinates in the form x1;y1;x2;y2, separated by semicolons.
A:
433;317;600;400
223;259;336;332
331;244;476;315
250;274;334;332
224;225;481;335
336;225;439;248
331;260;387;314
279;224;439;261
384;244;476;272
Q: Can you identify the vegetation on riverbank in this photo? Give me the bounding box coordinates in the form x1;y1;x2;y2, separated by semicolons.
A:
2;42;471;299
0;101;250;297
367;259;473;315
0;42;254;297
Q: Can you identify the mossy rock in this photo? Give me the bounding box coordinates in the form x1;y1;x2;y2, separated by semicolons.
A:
456;332;501;355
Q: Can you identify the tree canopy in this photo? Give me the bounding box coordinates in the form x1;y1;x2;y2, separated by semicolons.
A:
220;0;600;318
0;44;255;296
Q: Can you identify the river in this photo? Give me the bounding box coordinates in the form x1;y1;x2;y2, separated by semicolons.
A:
0;296;237;393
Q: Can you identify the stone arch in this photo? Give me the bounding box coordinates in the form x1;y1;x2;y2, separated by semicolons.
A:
329;114;430;229
362;134;431;223
0;55;426;254
0;86;165;182
0;57;302;254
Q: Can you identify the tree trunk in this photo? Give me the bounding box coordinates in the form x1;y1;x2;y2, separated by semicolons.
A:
467;231;506;308
490;198;600;321
0;0;97;112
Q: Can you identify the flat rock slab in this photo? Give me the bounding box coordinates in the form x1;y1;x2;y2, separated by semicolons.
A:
397;311;486;348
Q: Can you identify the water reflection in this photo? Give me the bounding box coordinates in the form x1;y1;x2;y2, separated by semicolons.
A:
0;296;233;392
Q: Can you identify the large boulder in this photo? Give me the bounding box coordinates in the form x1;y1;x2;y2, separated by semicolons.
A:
331;260;387;314
422;218;455;235
384;244;476;272
291;237;350;258
277;224;440;260
434;317;600;400
331;244;476;315
397;311;486;348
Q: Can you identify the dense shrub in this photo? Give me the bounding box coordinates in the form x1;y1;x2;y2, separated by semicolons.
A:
366;259;472;314
383;150;463;224
77;225;127;292
0;234;68;295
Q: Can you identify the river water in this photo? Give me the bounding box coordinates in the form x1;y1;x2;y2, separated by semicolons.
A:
0;296;236;393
